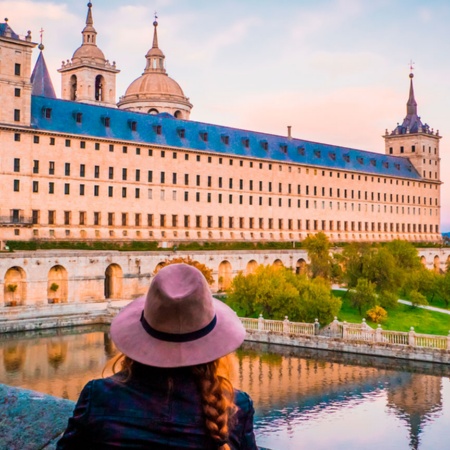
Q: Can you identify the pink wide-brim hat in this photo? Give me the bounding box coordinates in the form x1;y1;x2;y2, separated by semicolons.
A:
110;263;246;368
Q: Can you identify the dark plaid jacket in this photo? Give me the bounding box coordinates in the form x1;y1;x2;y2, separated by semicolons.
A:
56;365;258;450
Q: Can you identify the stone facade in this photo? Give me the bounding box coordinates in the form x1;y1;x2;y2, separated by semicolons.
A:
0;7;443;246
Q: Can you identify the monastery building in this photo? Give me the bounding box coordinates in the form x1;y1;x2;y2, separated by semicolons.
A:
0;3;443;246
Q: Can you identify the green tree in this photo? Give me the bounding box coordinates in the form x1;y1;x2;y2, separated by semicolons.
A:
293;276;341;324
341;243;373;288
303;232;332;280
435;272;450;308
349;278;377;315
227;265;298;319
409;289;429;308
403;267;439;300
227;265;341;324
362;247;402;293
384;240;422;271
378;291;398;310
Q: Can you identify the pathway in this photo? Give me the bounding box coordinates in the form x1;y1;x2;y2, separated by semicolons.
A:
397;299;450;315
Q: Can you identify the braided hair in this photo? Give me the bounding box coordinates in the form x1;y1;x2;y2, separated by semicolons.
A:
192;356;237;450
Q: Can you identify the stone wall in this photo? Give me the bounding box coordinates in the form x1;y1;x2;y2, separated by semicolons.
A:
244;330;450;365
0;248;449;307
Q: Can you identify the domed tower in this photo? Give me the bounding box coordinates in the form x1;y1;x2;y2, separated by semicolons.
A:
58;2;119;106
117;18;192;119
384;71;441;182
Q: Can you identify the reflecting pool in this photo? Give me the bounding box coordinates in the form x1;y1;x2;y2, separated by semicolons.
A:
0;326;449;450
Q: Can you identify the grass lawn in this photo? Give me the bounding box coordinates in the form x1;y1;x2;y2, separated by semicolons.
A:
333;290;450;336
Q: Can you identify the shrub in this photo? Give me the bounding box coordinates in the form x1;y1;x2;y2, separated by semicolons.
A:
155;257;214;285
50;283;59;292
366;305;387;323
409;289;428;308
378;291;398;310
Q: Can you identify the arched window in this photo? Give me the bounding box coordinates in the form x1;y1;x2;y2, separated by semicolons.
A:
95;75;105;101
70;75;77;101
148;108;159;115
174;110;182;119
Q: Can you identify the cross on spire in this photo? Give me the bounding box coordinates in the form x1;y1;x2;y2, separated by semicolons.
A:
409;59;415;73
39;27;44;45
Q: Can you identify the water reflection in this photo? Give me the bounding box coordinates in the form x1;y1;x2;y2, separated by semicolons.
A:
0;327;448;449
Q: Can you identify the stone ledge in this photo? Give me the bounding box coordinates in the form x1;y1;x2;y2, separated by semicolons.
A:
0;384;75;450
0;384;271;449
245;330;450;364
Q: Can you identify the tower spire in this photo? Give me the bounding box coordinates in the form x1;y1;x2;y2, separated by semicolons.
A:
86;2;94;27
152;14;159;48
81;2;97;45
407;70;417;116
144;15;166;74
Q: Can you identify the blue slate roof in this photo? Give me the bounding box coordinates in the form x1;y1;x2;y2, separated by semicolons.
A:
31;95;421;179
390;74;432;136
0;23;20;40
31;52;56;99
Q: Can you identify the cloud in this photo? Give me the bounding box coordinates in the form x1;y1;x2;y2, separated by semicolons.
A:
290;0;365;42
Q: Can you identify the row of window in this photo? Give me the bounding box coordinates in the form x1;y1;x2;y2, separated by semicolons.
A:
26;210;440;234
389;145;438;155
11;177;439;207
11;135;438;186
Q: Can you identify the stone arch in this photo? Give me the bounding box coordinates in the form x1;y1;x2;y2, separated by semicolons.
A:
4;266;26;306
47;265;68;303
296;258;307;275
70;74;77;100
433;255;440;272
218;261;232;291
420;256;427;267
273;259;283;268
104;264;123;299
245;260;258;275
154;262;165;274
3;344;26;372
47;340;68;370
95;74;105;101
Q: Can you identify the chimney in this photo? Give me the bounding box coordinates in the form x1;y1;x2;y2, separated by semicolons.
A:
287;126;292;139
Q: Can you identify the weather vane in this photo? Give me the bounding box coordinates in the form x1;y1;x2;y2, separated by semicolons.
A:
39;27;44;45
154;11;158;20
409;59;415;72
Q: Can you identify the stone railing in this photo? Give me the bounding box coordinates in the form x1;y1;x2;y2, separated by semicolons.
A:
241;315;316;336
241;316;450;351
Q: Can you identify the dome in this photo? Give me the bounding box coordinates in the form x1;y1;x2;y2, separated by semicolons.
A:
117;19;193;118
72;44;105;63
125;73;185;99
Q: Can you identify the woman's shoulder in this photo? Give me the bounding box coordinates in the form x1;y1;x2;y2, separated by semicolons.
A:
234;389;254;413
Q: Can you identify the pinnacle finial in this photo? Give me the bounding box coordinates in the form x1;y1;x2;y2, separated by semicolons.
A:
152;13;159;48
38;27;44;50
407;63;417;116
86;2;94;26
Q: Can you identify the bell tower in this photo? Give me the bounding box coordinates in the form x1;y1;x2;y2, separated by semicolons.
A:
384;72;441;182
58;2;119;106
0;19;36;126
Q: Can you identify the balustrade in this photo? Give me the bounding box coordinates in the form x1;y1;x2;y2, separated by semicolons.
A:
241;315;450;351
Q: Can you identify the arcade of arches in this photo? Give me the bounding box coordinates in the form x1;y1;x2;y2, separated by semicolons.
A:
0;249;449;306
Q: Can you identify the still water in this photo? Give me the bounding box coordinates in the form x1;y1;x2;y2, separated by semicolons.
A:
0;325;449;450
